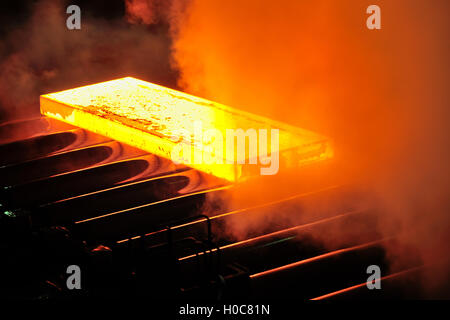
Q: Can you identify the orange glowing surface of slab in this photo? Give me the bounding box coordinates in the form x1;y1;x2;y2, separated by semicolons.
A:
40;77;332;181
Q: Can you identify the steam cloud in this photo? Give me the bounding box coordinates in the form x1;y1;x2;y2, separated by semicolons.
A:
167;0;450;296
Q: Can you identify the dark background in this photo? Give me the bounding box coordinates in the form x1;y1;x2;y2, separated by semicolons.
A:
0;0;177;121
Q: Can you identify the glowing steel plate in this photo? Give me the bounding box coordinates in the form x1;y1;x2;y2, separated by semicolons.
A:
40;77;332;181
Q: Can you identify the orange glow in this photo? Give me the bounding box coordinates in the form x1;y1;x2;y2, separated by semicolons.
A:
310;266;424;300
40;77;332;182
115;184;340;245
73;184;231;224
249;238;390;279
177;209;364;262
